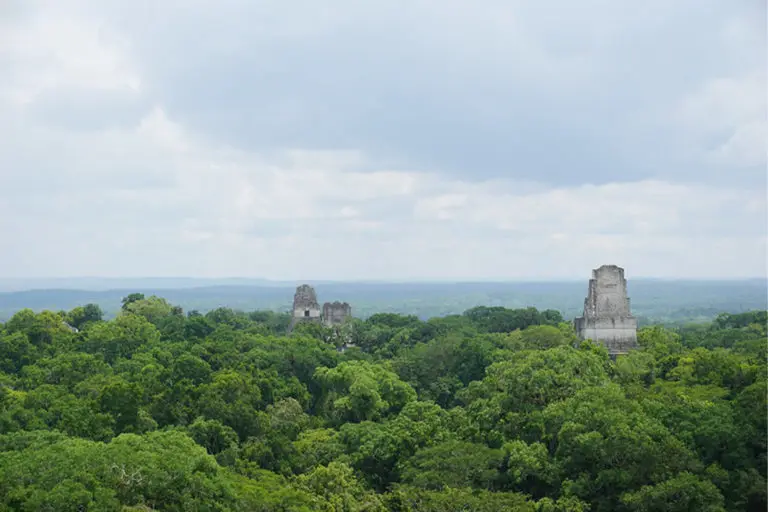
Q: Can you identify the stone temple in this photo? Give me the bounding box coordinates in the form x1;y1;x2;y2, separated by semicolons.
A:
323;301;352;326
574;265;638;356
288;284;352;333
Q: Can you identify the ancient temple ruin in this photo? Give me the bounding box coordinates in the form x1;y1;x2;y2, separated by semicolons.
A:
574;265;638;356
288;284;352;332
323;301;352;326
290;284;321;326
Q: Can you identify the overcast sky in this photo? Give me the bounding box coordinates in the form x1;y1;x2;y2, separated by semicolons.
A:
1;1;765;280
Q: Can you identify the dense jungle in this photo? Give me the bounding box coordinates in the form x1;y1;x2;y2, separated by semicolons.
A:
0;294;765;511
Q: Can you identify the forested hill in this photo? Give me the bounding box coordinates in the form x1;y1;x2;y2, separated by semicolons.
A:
0;296;765;511
0;278;765;324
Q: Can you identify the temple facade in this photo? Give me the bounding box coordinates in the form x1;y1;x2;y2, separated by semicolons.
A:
323;301;352;326
573;265;638;356
288;284;352;333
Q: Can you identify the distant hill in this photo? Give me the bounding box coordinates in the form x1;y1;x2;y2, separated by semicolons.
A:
0;279;765;324
0;277;288;292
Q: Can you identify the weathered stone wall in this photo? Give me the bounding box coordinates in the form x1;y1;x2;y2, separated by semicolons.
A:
287;285;353;334
573;316;638;352
288;284;321;332
583;265;631;318
323;301;352;326
292;284;321;319
574;265;638;356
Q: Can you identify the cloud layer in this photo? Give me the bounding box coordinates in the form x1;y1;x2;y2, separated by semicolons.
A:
1;0;765;279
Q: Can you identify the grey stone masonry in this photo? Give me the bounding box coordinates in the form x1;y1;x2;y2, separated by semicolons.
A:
574;265;638;356
323;301;352;327
287;285;352;333
288;284;322;332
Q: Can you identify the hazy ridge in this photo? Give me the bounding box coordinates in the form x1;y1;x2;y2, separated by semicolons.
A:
1;278;764;324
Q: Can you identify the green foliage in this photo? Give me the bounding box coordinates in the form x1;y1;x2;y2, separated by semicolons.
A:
66;303;104;330
295;462;386;511
0;301;764;511
392;334;494;406
83;313;161;363
713;310;767;330
543;384;702;511
122;295;176;325
337;401;455;490
314;361;416;424
0;429;319;511
120;293;145;309
503;439;554;496
198;369;265;439
292;428;346;474
463;306;563;333
384;485;537;512
620;472;726;512
5;308;73;347
187;417;239;455
0;331;38;373
399;440;504;490
458;345;611;444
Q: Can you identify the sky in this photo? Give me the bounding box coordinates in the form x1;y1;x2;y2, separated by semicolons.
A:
1;0;766;281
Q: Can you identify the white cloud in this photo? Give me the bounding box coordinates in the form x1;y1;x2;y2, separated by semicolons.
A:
414;194;468;221
416;180;765;237
1;104;765;279
712;120;767;168
675;71;767;167
0;1;765;280
0;9;140;106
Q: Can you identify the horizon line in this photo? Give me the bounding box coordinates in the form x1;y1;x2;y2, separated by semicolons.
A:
0;275;765;284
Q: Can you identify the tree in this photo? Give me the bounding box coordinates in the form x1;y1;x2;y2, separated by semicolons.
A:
338;401;455;490
295;462;386;511
83;313;160;363
392;334;494;406
121;293;145;310
314;361;416;424
384;485;538;512
458;346;610;442
503;440;554;497
187;417;239;456
543;384;699;512
198;370;265;440
98;378;142;433
5;309;73;347
463;306;554;333
292;428;345;474
66;303;104;330
399;440;504;490
0;331;38;373
621;472;725;512
121;296;174;326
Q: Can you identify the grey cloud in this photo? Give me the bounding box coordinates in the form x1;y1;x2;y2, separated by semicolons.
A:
0;0;765;279
87;0;766;186
1;126;178;195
